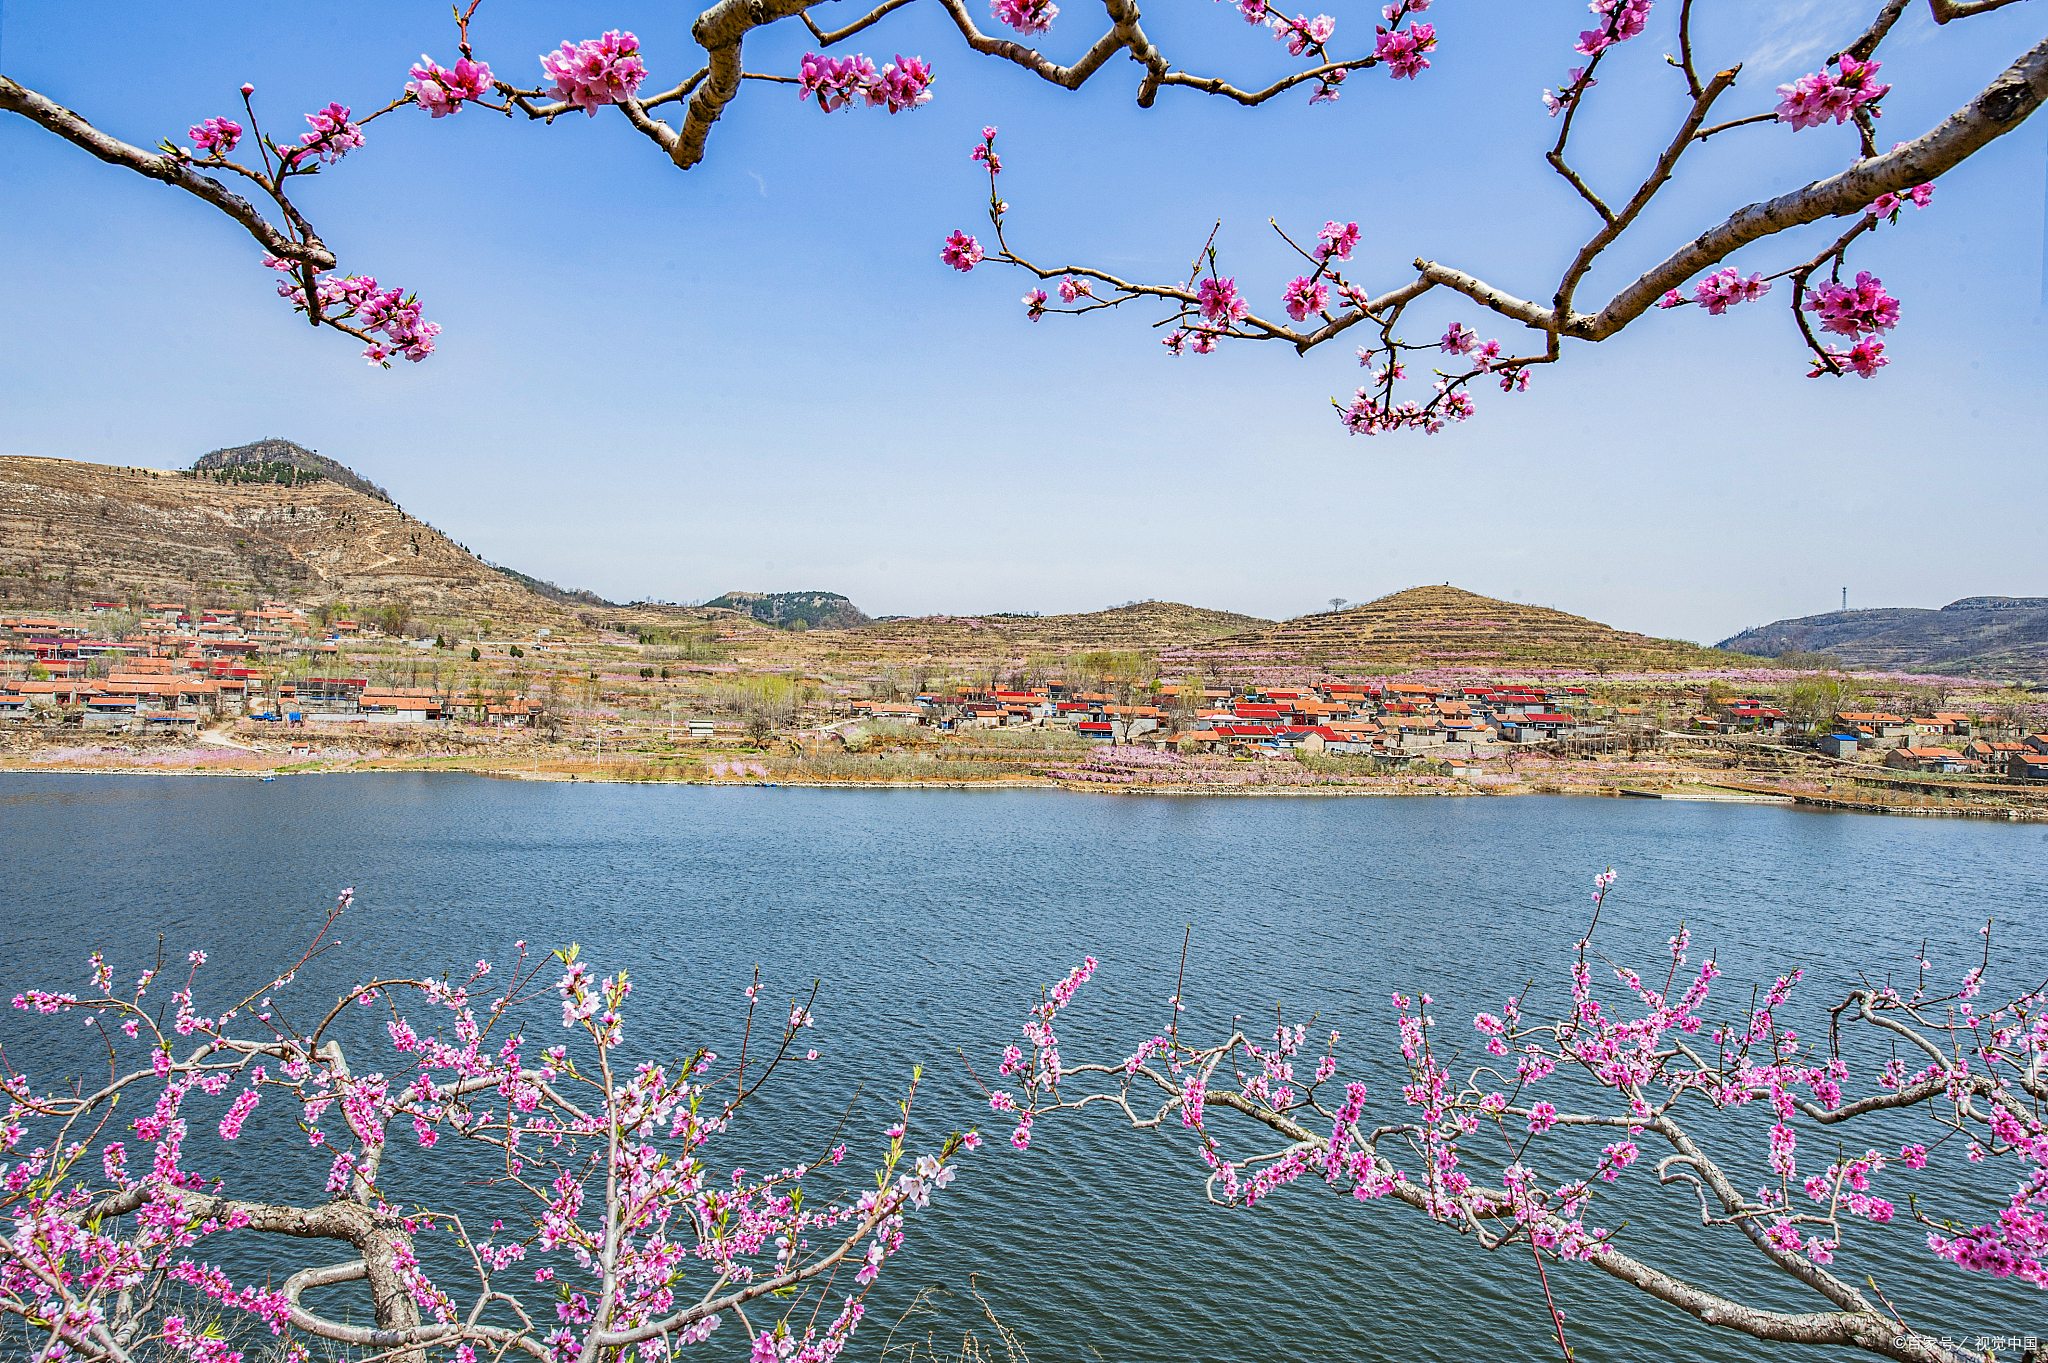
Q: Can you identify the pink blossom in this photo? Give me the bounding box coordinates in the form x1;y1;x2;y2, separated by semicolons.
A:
1439;322;1476;354
1023;288;1048;320
942;230;984;272
1769;1121;1797;1179
1542;67;1594;117
1527;1101;1558;1134
188;117;243;156
1196;276;1248;326
1374;22;1436;79
1283;275;1328;322
1316;221;1359;261
993;0;1059;35
218;1088;260;1141
1282;14;1336;57
1810;338;1889;379
540;31;648;114
1776;57;1889;131
865;55;935;113
1803;270;1899;338
296;103;363;164
1058;276;1092;303
407;54;495;117
1871;181;1935;219
798;53;876;112
266;264;440;365
1691;266;1770;315
1576;0;1651;57
797;51;931;113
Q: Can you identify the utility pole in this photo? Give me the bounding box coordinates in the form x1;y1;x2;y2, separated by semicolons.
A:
1841;587;1847;613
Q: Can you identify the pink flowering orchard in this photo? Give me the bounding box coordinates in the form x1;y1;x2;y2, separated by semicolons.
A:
1;891;976;1362
0;0;2041;418
987;872;2048;1363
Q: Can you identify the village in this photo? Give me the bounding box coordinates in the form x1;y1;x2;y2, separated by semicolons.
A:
4;602;2046;785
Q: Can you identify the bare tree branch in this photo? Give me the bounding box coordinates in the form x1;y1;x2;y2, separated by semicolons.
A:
805;0;920;46
933;0;1130;91
1591;34;2048;337
0;75;333;271
673;0;822;169
1929;0;2032;22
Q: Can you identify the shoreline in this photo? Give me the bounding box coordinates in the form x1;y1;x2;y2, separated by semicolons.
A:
5;763;2044;819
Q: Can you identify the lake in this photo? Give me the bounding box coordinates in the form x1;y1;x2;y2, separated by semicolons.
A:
2;774;2042;1361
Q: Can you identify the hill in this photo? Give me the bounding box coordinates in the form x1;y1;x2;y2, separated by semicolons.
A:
490;563;616;609
704;590;871;630
192;437;394;503
762;601;1274;669
1183;585;1726;675
1716;597;2048;680
0;455;573;628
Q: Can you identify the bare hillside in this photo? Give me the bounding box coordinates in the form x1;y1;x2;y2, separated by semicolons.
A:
787;601;1273;667
0;456;572;627
1185;585;1724;673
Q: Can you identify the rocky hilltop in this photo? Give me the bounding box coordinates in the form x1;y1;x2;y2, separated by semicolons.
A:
1188;585;1727;673
192;438;394;503
1716;597;2048;680
704;590;871;630
0;455;571;627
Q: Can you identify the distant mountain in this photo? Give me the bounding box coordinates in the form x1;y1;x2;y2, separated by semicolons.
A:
1716;597;2048;680
705;590;870;630
192;438;392;503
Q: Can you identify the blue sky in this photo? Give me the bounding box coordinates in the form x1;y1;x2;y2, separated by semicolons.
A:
2;0;2042;643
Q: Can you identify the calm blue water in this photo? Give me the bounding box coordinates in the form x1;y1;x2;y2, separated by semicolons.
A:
3;775;2043;1361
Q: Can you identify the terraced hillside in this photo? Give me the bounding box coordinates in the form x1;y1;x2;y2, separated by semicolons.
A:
1184;585;1723;674
0;456;572;628
1716;597;2048;681
755;601;1273;670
